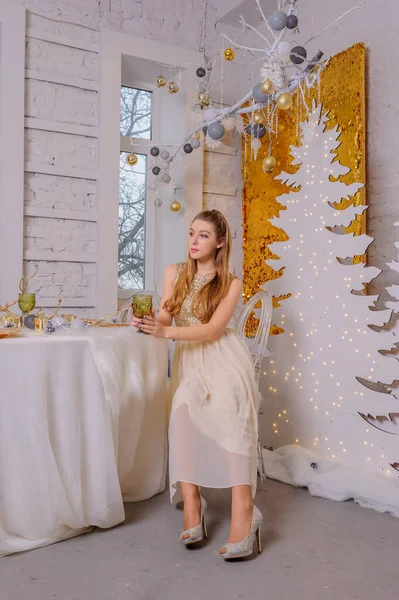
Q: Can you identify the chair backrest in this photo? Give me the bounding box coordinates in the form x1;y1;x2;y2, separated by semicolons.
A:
118;290;162;323
234;289;273;379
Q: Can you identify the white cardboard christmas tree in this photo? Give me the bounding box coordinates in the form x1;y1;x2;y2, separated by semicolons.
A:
261;104;398;474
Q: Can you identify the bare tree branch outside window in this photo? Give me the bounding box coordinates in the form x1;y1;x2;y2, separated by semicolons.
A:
118;87;152;290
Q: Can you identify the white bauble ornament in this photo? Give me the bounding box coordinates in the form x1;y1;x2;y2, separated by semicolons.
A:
222;117;236;132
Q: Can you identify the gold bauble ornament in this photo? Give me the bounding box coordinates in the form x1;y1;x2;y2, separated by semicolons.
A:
253;111;265;124
198;92;210;106
156;75;166;88
223;47;235;61
170;200;181;212
261;79;274;94
262;155;276;173
126;153;138;166
276;93;292;110
168;81;179;94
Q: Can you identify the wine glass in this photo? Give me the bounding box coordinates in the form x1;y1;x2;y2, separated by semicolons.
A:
132;293;153;334
18;293;36;322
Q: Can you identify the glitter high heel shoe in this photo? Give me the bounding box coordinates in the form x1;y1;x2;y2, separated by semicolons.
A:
180;496;208;545
219;505;263;559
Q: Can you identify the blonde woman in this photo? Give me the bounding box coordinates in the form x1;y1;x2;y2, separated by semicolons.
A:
133;210;262;560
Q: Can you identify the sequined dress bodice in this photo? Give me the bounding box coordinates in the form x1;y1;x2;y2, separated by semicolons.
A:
174;264;213;327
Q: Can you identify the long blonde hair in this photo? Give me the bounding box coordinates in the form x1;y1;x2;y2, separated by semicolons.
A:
165;210;233;323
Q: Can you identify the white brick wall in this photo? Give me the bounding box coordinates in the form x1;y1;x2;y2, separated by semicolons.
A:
25;173;96;212
26;38;98;81
25;79;98;126
24;217;96;254
24;260;95;302
3;0;223;316
25;129;97;171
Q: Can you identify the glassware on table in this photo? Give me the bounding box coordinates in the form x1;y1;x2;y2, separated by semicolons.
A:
18;293;36;321
132;293;153;334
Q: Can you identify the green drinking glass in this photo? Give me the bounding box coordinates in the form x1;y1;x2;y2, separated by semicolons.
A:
132;293;153;334
18;293;36;317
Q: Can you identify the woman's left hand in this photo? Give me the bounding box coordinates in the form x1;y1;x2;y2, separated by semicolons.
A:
138;315;167;338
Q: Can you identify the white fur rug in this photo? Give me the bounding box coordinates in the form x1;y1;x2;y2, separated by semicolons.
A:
262;445;399;518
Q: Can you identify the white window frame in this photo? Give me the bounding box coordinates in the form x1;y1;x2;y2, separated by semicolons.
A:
98;31;203;316
118;80;156;300
0;1;25;302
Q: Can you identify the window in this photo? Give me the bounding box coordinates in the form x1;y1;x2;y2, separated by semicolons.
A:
118;87;153;292
120;87;152;139
118;152;147;289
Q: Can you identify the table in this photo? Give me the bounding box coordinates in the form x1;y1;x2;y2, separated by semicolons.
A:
0;327;169;557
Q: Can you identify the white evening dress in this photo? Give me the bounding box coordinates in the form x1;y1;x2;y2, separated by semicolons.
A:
168;264;259;503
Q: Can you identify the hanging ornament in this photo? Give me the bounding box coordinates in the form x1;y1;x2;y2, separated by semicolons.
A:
208;121;225;140
156;75;166;88
245;123;266;139
223;48;235;61
222;117;236;132
152;166;161;176
170;200;181;212
251;138;262;160
262;155;276;173
150;147;160;157
168;81;179;94
126;153;138;166
183;143;193;154
161;173;171;183
160;149;170;160
290;46;307;65
196;67;206;78
203;107;218;121
198;81;207;92
154;196;163;208
160;160;170;170
268;10;288;31
276;93;292;110
191;139;201;150
286;14;298;29
252;83;269;104
198;92;210;106
252;111;265;125
278;41;291;65
261;79;274;95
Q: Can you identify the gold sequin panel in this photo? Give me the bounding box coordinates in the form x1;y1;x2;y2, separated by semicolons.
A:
242;43;366;336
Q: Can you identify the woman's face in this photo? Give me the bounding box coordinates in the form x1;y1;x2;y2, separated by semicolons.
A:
189;219;221;261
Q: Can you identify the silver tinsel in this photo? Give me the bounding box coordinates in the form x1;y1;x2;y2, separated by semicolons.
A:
260;61;287;92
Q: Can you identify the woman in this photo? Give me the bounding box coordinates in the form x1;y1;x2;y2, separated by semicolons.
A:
133;209;262;560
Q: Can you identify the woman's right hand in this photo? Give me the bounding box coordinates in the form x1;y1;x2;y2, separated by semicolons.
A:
131;307;155;328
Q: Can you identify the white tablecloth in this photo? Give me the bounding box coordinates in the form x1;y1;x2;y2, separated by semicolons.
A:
0;327;168;557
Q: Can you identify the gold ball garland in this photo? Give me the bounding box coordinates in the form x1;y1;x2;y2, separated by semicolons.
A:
126;153;138;166
252;111;265;125
262;155;276;173
168;81;179;94
170;200;181;212
198;92;210;106
276;92;292;111
223;48;235;61
261;79;274;94
156;75;166;88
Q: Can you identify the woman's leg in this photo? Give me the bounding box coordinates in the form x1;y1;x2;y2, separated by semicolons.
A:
219;484;253;554
181;482;201;540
